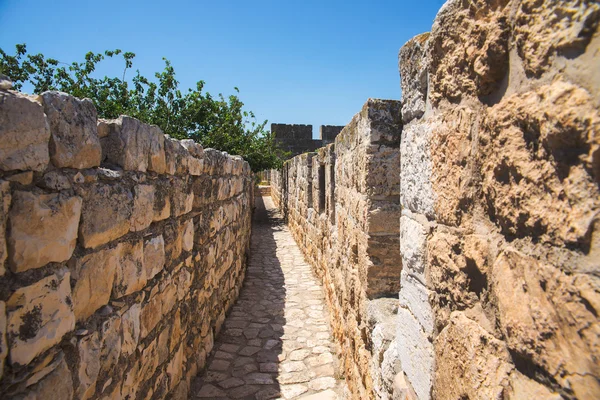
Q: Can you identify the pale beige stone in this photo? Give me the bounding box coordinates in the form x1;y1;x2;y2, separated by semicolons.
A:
167;343;185;388
79;183;132;249
434;312;512;400
71;246;118;321
130;184;155;231
491;249;600;397
7;271;75;365
8;191;82;272
101;116;164;172
144;235;165;281
182;219;194;252
0;90;50;172
76;332;101;400
41;91;102;169
113;240;145;298
99;315;121;373
121;304;141;356
140;290;162;339
171;177;193;217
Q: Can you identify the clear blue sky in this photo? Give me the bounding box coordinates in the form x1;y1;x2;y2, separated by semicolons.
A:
0;0;444;138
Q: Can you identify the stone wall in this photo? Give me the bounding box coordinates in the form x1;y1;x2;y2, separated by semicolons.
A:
272;123;344;158
0;90;254;399
397;0;600;399
271;0;600;399
270;99;403;399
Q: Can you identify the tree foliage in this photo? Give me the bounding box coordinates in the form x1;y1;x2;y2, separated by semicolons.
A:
0;44;287;171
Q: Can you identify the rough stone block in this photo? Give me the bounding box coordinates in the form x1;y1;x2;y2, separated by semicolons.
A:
8;191;82;272
0;90;50;172
20;356;74;399
182;219;194;252
434;312;511;400
101;116;165;172
164;136;190;175
368;202;400;234
41;91;102;169
113;240;145;298
171;177;193;217
6;271;75;366
70;246;118;321
153;178;171;221
99;314;121;374
130;184;155;232
144;235;165;281
396;306;433;400
491;248;600;397
76;332;101;400
121;303;141;356
400;123;435;218
79;183;132;249
399;33;429;123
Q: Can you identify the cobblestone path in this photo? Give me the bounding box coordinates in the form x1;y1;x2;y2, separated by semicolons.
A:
191;196;345;400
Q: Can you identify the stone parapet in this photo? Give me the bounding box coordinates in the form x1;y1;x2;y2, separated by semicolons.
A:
397;0;600;399
270;98;402;399
0;90;253;399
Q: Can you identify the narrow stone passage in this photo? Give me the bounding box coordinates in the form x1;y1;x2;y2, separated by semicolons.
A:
191;196;345;400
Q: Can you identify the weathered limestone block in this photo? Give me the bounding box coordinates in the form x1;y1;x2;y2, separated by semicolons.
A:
41;91;102;169
170;177;193;217
101;116;166;172
130;184;155;231
76;332;101;400
79;183;132;249
20;356;74;400
481;81;600;246
8;191;82;272
0;180;10;275
164;136;190;175
427;0;510;104
153;178;171;221
99;314;121;375
181;139;204;175
0;91;50;172
70;246;118;321
113;240;145;298
491;249;600;398
6;271;75;366
506;371;561;400
0;301;6;379
144;235;165;281
182;219;194;252
167;344;185;389
368;202;400;235
514;0;600;77
203;148;225;175
121;303;141;356
400;123;434;218
399;33;429;123
164;221;183;262
140;282;177;339
434;312;512;400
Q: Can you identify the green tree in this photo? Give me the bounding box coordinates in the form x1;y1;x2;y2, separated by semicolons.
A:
0;44;287;171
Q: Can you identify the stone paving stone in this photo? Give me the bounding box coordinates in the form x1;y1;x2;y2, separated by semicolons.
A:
191;196;345;399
